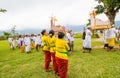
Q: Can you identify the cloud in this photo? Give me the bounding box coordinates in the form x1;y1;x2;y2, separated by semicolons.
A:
0;0;119;31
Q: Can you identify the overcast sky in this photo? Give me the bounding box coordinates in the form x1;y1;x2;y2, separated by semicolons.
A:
0;0;120;31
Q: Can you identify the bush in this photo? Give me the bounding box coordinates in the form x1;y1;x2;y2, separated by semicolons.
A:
74;33;82;38
0;36;7;40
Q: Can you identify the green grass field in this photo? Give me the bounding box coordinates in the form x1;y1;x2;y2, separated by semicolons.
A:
0;38;120;78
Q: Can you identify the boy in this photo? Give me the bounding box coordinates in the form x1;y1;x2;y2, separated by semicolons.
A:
55;32;70;78
41;29;51;72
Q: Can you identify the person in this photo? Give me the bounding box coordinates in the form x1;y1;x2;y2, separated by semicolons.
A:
107;25;118;51
103;29;109;49
8;35;15;50
70;32;74;52
66;30;71;51
49;30;58;74
82;27;86;51
117;27;120;41
41;29;51;72
83;26;93;53
30;34;35;49
24;34;31;53
19;35;25;53
34;34;40;52
37;34;42;48
16;37;20;48
55;32;70;78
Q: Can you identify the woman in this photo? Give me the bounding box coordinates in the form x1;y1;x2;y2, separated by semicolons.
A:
41;29;51;72
49;30;58;74
55;32;70;78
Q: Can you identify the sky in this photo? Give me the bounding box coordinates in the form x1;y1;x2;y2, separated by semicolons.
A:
0;0;120;31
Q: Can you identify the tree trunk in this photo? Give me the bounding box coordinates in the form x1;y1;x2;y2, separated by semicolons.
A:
105;12;116;26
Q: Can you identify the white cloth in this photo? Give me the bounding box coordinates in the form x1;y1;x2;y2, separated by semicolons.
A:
84;29;92;48
25;45;30;52
8;38;13;43
24;37;31;52
8;38;15;49
104;29;109;43
19;38;24;46
34;36;42;46
66;33;71;43
108;28;118;38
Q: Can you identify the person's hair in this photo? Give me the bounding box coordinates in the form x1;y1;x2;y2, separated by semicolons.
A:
41;29;46;35
49;30;55;38
58;32;65;39
19;35;22;38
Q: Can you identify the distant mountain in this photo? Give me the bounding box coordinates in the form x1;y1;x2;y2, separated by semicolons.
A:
0;21;119;36
66;25;85;32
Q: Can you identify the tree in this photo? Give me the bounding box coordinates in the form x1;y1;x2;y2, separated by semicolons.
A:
0;8;7;13
94;0;120;25
3;31;11;38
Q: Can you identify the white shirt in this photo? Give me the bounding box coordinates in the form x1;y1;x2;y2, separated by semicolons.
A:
104;29;109;39
34;36;41;45
24;37;31;45
8;38;13;43
108;28;118;38
66;32;71;43
85;29;92;40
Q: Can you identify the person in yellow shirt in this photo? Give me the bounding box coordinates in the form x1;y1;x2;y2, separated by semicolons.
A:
49;30;58;74
41;29;51;72
55;32;70;78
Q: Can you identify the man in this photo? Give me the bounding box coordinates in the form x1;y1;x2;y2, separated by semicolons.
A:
24;34;31;53
84;26;93;53
8;35;15;50
82;27;86;51
103;29;109;49
107;25;118;51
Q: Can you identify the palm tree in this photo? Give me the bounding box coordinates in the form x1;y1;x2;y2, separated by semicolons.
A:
94;0;120;25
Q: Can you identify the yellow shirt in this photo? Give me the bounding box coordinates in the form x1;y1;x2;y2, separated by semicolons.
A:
49;36;56;53
41;35;50;51
55;39;70;60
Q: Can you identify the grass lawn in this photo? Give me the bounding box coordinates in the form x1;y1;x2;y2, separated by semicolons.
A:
0;38;120;78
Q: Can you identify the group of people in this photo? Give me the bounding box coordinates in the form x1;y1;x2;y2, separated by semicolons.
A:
103;25;120;51
8;34;42;53
82;24;120;53
8;29;74;78
41;29;74;78
7;25;119;78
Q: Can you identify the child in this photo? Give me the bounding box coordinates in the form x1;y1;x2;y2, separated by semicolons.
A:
55;32;70;78
41;29;51;72
49;30;58;74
